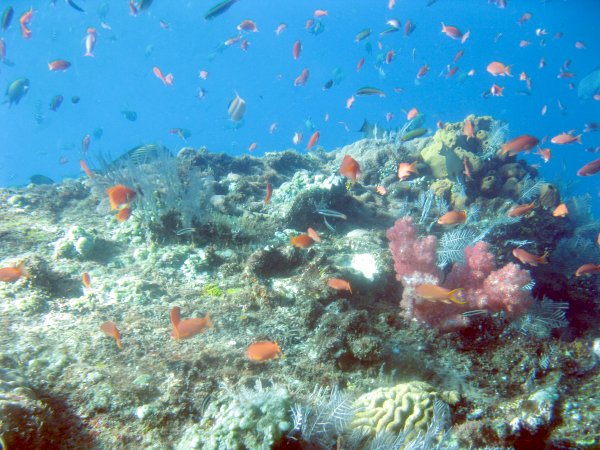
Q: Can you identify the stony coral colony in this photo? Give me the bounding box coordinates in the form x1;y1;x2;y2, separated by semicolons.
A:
1;115;599;449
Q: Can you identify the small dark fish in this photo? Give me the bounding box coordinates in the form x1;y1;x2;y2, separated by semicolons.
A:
49;94;63;111
322;79;333;90
94;128;104;139
401;128;428;142
71;95;80;104
30;174;54;185
4;77;29;106
1;6;13;31
67;0;85;13
121;109;137;121
583;122;599;133
355;86;385;97
380;27;399;37
138;0;153;10
204;0;238;20
585;147;600;153
317;209;347;220
310;20;325;36
355;28;371;42
427;0;439;5
515;90;532;96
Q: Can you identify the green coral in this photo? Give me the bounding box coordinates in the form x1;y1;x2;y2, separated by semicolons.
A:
201;283;223;297
53;225;97;260
350;381;459;442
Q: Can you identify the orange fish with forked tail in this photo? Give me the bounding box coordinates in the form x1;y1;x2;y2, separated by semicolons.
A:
0;261;28;282
575;263;600;277
437;210;467;226
290;234;314;248
415;284;465;304
246;341;283;362
398;162;418;180
507;202;535;217
512;248;548;266
327;278;352;293
486;61;512;76
339;155;361;182
106;184;136;210
170;306;213;340
100;321;122;349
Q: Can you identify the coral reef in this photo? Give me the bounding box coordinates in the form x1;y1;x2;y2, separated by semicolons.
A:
0;115;597;449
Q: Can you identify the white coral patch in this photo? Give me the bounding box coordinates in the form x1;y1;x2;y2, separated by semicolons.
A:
350;253;378;281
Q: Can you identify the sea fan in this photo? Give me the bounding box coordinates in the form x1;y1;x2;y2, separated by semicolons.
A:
437;227;479;268
289;385;355;449
513;297;569;338
481;120;509;160
517;175;543;203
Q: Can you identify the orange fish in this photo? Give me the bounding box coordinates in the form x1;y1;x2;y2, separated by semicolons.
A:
0;262;28;283
100;321;122;349
153;66;173;85
19;8;33;39
106;184;136;210
536;147;551;163
507;202;535;217
441;22;463;40
314;9;328;17
463;118;474;139
246;341;282;362
248;142;257;151
292;40;301;60
490;84;504;96
398;162;418;180
290;234;314;249
346;96;355;109
512;248;548;266
575;263;600;277
437;210;467;226
519;40;531;48
406;108;419;120
237;20;258;32
327;278;352;294
519;72;528;81
264;182;273;205
487;61;512;76
48;59;71;71
79;160;94;178
356;57;365;71
552;203;568;217
294;68;309;86
463;157;472;179
500;135;539;156
415;284;465;304
170;306;213;340
416;64;429;79
307;131;320;150
550;132;582;145
307;227;321;243
82;272;91;288
339;155;361;182
376;185;387;196
116;206;132;222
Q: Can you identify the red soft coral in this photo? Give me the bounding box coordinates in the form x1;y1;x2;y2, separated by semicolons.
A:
387;220;534;332
386;217;441;283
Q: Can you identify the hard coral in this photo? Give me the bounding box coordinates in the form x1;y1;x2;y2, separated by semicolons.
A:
350;381;459;443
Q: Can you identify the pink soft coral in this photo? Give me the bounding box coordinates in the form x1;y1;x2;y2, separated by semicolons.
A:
387;219;534;332
386;217;441;282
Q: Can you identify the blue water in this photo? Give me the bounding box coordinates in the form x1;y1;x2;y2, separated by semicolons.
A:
1;0;598;210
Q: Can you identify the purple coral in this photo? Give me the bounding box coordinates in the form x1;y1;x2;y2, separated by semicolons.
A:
387;219;534;332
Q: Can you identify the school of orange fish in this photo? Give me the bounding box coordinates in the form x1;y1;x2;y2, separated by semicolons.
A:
1;0;599;357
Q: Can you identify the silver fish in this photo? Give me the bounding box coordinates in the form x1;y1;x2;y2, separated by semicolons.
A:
228;92;246;122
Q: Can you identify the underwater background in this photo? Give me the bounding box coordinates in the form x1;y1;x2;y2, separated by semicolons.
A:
1;1;600;449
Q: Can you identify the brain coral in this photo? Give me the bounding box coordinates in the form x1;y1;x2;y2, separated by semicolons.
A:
350;381;459;442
